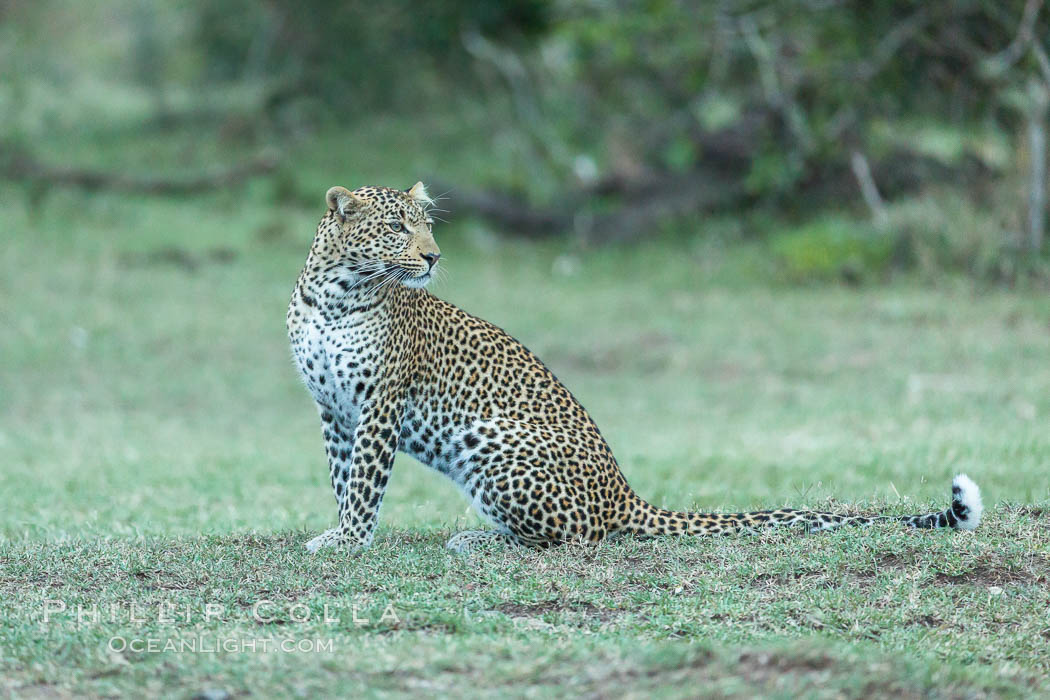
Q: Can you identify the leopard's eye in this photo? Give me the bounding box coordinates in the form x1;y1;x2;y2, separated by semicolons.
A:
389;221;404;233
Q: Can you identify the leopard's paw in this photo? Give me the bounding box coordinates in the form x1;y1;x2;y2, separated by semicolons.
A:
446;529;516;555
305;528;371;553
305;528;343;553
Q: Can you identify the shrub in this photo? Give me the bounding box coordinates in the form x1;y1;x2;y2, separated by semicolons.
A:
770;217;894;284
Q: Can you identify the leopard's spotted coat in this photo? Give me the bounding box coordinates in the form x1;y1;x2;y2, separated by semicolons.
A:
288;183;983;553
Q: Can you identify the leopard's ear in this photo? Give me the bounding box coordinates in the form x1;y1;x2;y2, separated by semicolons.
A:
406;181;432;206
326;186;369;221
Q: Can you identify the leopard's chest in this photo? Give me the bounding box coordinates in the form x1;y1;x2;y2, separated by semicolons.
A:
290;311;387;426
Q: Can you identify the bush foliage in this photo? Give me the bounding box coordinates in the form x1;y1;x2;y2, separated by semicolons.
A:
3;0;1049;282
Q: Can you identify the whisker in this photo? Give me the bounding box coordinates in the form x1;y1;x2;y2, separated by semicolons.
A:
340;267;389;301
432;264;449;285
367;268;401;301
349;267;387;286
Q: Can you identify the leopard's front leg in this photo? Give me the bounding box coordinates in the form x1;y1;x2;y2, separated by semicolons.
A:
307;396;402;553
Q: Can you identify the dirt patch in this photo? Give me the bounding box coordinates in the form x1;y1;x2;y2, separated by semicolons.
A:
934;564;1043;586
373;619;458;636
1003;504;1050;519
750;570;828;587
731;650;930;699
906;613;962;631
122;568;198;592
848;552;913;584
737;650;836;675
911;614;943;628
3;682;67;700
874;553;909;569
495;599;622;623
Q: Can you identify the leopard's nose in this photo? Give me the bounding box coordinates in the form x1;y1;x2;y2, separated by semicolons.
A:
422;252;440;270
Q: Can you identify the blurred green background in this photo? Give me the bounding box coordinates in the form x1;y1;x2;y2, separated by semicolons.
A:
3;0;1050;278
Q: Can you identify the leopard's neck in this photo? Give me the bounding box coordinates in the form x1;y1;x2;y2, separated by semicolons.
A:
293;266;425;326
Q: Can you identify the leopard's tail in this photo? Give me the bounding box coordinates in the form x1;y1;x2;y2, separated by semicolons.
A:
623;474;982;536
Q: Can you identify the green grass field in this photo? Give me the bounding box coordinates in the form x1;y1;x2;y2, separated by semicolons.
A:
2;127;1050;696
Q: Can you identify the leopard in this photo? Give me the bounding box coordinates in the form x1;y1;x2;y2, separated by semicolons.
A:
287;181;983;554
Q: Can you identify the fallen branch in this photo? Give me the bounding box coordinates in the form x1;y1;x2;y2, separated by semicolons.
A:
0;143;278;195
426;183;572;237
430;145;997;245
588;167;747;244
429;165;749;244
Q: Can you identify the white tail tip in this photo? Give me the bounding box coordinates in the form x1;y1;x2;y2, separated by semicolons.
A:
952;474;983;530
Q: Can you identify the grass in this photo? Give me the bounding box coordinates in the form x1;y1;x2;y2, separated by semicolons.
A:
2;121;1050;697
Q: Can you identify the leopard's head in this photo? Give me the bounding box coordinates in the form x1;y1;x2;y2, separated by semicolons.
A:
322;182;440;289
